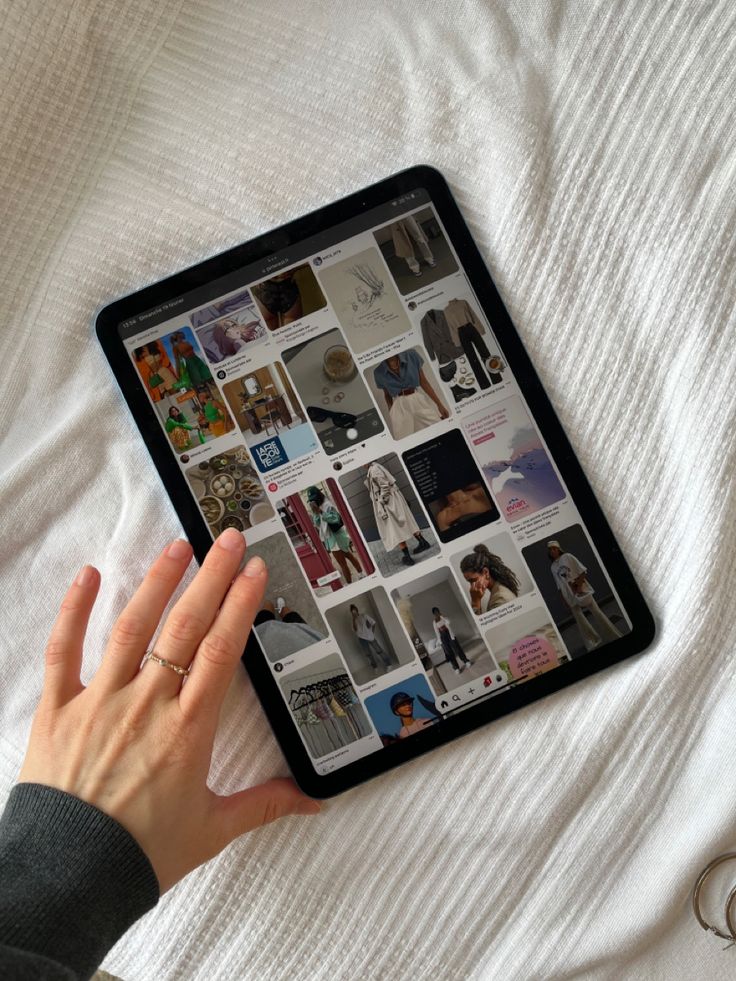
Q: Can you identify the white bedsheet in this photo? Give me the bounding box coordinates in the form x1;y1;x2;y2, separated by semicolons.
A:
1;2;735;978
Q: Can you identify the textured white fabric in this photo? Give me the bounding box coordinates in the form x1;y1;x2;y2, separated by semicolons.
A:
1;2;735;978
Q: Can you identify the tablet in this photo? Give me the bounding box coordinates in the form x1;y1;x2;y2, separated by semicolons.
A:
96;166;655;798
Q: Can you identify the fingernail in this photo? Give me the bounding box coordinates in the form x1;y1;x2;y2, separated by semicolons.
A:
242;555;265;578
75;566;95;587
218;528;245;552
166;539;191;559
296;799;321;815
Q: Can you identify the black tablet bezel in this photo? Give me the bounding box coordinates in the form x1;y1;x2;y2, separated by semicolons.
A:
96;165;655;799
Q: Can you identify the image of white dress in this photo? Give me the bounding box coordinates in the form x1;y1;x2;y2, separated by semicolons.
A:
365;462;420;551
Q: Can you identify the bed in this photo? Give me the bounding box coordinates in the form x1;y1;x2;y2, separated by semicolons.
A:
1;2;734;978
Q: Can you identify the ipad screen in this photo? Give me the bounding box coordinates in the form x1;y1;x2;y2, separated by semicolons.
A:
118;189;632;775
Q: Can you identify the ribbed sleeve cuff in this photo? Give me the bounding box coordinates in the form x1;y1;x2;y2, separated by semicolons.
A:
0;783;159;980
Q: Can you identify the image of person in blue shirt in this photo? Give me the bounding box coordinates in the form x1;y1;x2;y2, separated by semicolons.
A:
373;349;449;439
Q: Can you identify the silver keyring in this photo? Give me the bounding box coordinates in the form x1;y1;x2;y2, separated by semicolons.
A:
725;882;736;942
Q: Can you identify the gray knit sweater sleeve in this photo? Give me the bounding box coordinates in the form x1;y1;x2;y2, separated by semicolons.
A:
0;783;159;980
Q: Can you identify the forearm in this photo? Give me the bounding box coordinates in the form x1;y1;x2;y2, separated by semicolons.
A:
419;371;444;410
0;783;159;980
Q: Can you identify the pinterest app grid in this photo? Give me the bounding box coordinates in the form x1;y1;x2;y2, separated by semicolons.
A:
122;196;633;776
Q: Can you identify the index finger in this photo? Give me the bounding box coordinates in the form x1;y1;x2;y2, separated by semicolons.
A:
42;566;100;709
178;554;267;722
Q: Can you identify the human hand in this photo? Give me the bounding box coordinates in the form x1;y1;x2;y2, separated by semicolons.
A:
570;573;587;594
438;403;450;420
469;578;486;607
18;529;320;894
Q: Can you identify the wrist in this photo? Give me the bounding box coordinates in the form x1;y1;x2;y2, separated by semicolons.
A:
0;783;159;978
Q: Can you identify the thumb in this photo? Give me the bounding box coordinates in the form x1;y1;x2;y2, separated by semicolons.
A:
214;777;321;845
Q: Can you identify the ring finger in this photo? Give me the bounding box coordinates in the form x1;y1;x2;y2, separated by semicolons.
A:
137;528;245;695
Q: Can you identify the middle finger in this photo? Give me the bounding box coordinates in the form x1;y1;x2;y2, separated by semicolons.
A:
137;529;245;696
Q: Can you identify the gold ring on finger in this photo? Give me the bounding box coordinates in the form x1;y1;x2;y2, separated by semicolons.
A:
142;650;191;678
